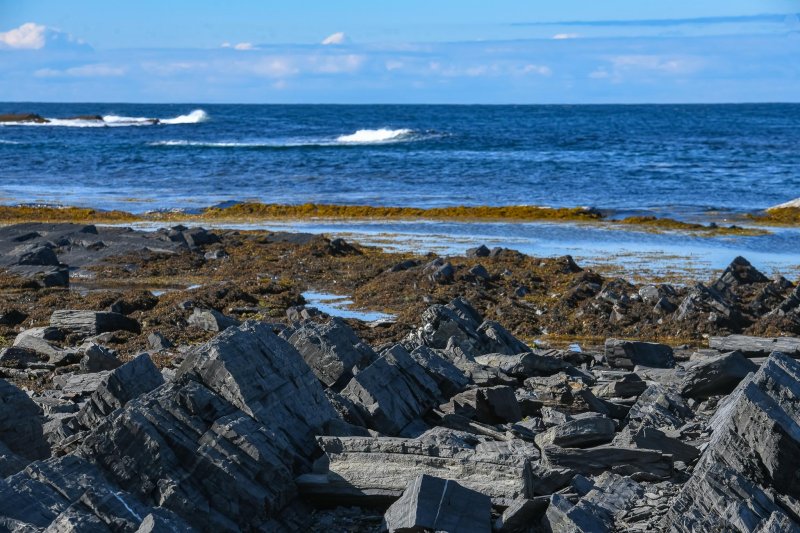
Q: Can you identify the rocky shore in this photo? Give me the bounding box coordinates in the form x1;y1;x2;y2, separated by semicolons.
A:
1;222;800;531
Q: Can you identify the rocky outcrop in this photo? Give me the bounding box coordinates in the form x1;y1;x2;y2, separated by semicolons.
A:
604;339;675;369
50;310;141;337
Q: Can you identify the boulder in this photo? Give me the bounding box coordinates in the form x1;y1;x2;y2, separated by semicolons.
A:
440;386;522;424
474;351;568;379
147;331;174;352
679;350;757;400
0;379;49;463
711;256;769;293
340;345;440;436
50;310;141;337
186;307;240;332
79;343;122;373
494;496;549;533
667;353;800;531
286;318;376;388
541;445;672;479
708;334;800;357
408;346;470;398
382;474;491;533
604;339;675;369
534;416;616;449
10;244;60;266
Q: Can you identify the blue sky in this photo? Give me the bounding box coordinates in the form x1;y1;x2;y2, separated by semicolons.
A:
1;1;799;103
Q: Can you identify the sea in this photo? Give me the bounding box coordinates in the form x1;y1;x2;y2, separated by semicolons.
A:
1;103;799;277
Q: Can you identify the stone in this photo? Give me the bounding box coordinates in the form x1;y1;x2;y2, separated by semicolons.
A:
474;351;568;379
625;384;693;432
146;331;174;352
494;496;549;533
534;416;616;449
287;318;376;388
679;350;757;400
382;474;491;533
708;334;800;357
541;445;672;479
430;262;455;284
79;343;122;373
604;339;675;369
408;346;470;398
0;379;49;462
186;307;240;332
50;310;141;337
674;283;741;328
591;372;647;399
667;353;800;531
0;346;47;369
313;435;534;505
341;345;440;436
469;264;491;280
711;256;769;294
466;245;491;258
10;244;60;266
440;386;522;424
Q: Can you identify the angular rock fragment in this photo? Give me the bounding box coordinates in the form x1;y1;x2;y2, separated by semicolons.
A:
382;474;491;533
147;331;174;352
541;445;672;479
287;317;376;388
340;345;440;435
474;351;568;379
494;496;549;533
79;343;122;373
50;310;141;337
440;385;522;424
708;334;800;357
408;346;470;397
534;416;616;449
186;307;240;332
604;338;675;369
679;350;757;399
0;379;49;463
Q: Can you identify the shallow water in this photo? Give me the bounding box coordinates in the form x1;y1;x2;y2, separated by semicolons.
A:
301;290;395;322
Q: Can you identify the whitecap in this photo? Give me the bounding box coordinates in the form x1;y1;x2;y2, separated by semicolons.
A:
0;109;209;127
160;109;209;125
336;128;413;143
0;139;21;144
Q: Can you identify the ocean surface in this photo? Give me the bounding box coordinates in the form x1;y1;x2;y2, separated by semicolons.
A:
2;103;799;276
1;103;799;215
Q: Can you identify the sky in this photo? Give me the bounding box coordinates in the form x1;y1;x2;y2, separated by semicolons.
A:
1;1;799;103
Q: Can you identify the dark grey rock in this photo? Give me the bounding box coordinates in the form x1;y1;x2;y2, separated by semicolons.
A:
10;244;60;266
341;345;440;436
0;379;49;462
708;334;800;357
534;416;616;448
494;496;549;533
541;445;672;478
466;245;491;258
679;350;757;399
474;351;569;379
440;385;522;424
50;310;141;337
287;317;376;388
0;346;47;369
187;307;240;332
604;339;675;369
79;343;122;373
146;331;174;352
382;474;491;533
408;345;470;398
711;256;769;294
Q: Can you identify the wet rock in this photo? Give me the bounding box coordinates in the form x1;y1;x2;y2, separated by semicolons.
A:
146;331;174;352
604;339;675;369
50;310;141;337
340;345;440;435
186;307;240;332
312;435;534;504
534;416;616;449
430;262;455;284
382;474;491;533
440;385;522;424
182;227;220;248
667;353;800;531
674;283;742;328
708;334;800;357
389;259;418;272
287;317;376;388
327;237;360;256
10;244;60;266
679;350;757;400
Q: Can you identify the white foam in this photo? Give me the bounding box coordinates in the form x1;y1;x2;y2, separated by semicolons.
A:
336;128;413;143
160;109;209;125
150;140;265;147
0;139;21;144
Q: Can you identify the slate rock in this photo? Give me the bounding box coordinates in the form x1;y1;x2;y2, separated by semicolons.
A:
541;445;672;479
494;496;549;533
0;378;50;461
146;331;174;352
708;334;800;357
79;343;122;373
604;339;675;369
534;416;616;449
440;385;522;424
408;345;470;398
50;310;141;337
186;307;240;332
679;350;757;400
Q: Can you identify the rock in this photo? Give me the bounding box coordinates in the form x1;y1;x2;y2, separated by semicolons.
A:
341;345;440;435
469;264;491;281
186;307;240;332
440;386;522;424
10;244;60;266
494;496;549;532
13;326;77;365
711;256;769;294
0;112;48;123
534;416;616;449
146;331;174;352
477;321;530;355
591;372;646;399
0;346;47;369
625;384;693;432
10;265;70;287
382;474;491;533
408;346;470;398
679;350;757;400
667;352;800;531
0;309;27;326
389;259;418;272
430;262;455;284
708;334;800;357
604;339;675;369
50;310;141;337
474;351;569;379
79;343;122;373
466;245;491;258
312;435;534;505
182;227;220;248
674;283;741;328
287;318;376;388
541;445;672;479
614;426;699;464
0;379;49;462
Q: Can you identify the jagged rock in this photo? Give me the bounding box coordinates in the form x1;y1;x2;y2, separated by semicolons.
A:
13;326;77;365
0;346;48;369
613;426;699;464
674;283;741;328
10;243;60;266
182;227;220;248
341;345;440;436
146;331;174;352
625;383;693;432
524;373;576;407
477;321;530;355
711;256;769;293
440;386;522;424
311;435;534;504
73;353;164;430
0;379;49;463
679;350;757;399
0;309;27;326
708;334;800;357
50;310;141;337
541;445;672;479
408;346;470;397
382;474;491;533
53;372;110;399
494;496;549;532
466;245;491;258
667;353;800;531
79;343;122;373
591;372;646;399
534;416;616;449
287;318;376;388
604;339;675;369
186;307;240;332
474;351;568;379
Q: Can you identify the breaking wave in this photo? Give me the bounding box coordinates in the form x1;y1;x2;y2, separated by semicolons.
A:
0;109;209;127
336;128;414;143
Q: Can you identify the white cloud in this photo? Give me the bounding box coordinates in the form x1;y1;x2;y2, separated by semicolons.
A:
385;60;404;71
321;32;347;45
234;42;254;51
34;63;126;78
610;55;702;75
0;22;46;49
520;64;552;76
552;33;579;40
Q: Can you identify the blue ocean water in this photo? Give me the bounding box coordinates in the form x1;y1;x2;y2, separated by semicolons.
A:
1;103;799;214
